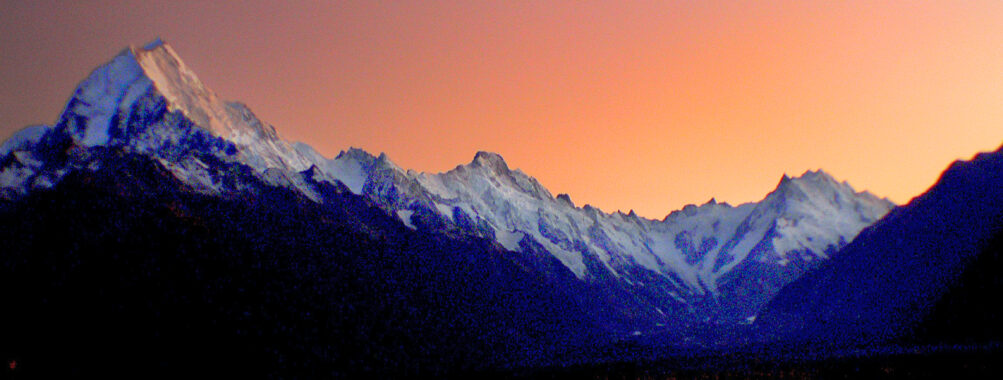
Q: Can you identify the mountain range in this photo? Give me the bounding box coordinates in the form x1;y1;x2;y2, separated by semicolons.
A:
0;39;893;330
7;39;1000;377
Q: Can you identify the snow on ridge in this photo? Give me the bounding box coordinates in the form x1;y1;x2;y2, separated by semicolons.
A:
403;152;892;285
129;41;315;173
1;125;52;157
61;47;151;147
768;171;896;260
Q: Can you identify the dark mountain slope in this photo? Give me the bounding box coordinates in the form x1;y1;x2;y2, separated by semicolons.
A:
0;148;608;378
911;225;1003;344
756;147;1003;347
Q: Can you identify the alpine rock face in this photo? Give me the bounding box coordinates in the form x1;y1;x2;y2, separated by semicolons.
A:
0;40;894;332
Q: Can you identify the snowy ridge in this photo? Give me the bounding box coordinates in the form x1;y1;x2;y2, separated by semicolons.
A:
0;125;51;157
402;157;894;324
414;155;892;293
128;41;314;172
0;39;895;324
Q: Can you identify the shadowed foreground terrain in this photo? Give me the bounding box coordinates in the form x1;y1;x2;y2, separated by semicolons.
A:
512;197;1003;379
511;344;1003;379
0;149;612;378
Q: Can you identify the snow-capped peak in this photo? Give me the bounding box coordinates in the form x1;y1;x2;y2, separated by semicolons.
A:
129;40;225;136
144;37;166;50
0;39;394;199
129;41;312;170
471;151;510;173
767;170;857;204
751;169;895;264
55;39;322;176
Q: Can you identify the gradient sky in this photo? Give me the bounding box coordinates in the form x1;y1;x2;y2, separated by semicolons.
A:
2;1;1002;218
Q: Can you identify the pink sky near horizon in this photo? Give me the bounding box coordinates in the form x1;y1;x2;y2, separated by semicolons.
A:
2;1;1002;218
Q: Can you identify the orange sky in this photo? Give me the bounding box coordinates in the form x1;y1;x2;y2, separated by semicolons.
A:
2;1;1002;218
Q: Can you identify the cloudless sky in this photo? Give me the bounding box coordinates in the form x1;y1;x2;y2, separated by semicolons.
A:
2;1;1002;218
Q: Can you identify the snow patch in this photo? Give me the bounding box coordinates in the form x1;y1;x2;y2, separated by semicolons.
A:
494;228;524;251
1;125;52;156
435;203;455;221
326;156;367;194
397;210;416;229
67;51;147;147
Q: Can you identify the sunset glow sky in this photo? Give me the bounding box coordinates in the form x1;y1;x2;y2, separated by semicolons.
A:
2;1;1002;218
